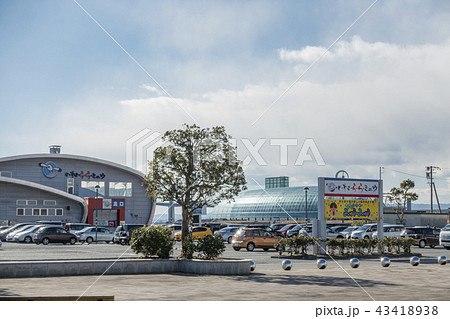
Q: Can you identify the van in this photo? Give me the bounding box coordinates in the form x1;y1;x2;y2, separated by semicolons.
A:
64;223;91;234
372;224;405;239
439;224;450;250
350;223;378;239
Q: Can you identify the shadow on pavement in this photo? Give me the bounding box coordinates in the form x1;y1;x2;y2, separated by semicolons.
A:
0;288;19;297
231;273;399;288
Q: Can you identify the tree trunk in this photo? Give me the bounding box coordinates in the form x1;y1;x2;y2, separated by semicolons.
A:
181;204;192;258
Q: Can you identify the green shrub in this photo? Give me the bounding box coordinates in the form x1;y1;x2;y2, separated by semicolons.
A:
130;225;174;258
196;235;226;259
275;237;288;255
182;237;195;259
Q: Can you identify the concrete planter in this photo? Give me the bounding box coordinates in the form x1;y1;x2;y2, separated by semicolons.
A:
0;258;251;278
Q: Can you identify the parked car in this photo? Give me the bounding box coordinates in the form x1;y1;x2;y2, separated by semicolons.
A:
64;223;91;234
276;224;297;237
286;224;304;237
75;227;114;244
372;225;405;239
174;226;213;241
268;223;291;232
35;221;66;227
439;224;450;250
5;224;36;242
402;226;441;248
114;224;146;245
351;223;377;239
0;223;32;241
166;224;182;234
13;225;46;243
327;226;345;239
0;226;10;232
231;228;280;251
33;227;77;245
0;238;2;248
214;227;242;243
341;226;359;239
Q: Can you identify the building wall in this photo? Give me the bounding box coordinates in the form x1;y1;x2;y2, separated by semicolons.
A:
0;181;84;225
384;212;449;228
0;154;152;225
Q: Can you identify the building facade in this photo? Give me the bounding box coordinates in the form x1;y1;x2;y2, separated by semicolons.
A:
209;186;318;221
0;149;154;226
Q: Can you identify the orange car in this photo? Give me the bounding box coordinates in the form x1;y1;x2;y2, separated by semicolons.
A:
231;228;280;251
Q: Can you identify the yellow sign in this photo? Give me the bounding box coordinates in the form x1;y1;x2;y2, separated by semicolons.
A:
325;199;379;219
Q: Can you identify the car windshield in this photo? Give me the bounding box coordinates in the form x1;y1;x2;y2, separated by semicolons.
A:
280;224;293;231
442;224;450;231
236;229;245;236
357;224;371;231
291;225;302;231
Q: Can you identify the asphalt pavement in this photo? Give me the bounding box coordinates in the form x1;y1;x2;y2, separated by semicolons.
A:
1;241;449;300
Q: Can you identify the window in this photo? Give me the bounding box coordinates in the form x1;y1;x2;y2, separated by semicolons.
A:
109;182;132;197
40;209;48;216
56;208;63;216
16;200;27;206
81;181;105;196
43;200;56;206
33;209;40;216
0;171;12;177
27;200;38;206
17;208;25;216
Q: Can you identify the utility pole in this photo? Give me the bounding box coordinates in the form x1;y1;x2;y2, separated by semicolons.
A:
426;166;441;214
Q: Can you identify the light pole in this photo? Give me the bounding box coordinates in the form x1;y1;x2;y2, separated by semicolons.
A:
304;187;309;223
95;185;100;244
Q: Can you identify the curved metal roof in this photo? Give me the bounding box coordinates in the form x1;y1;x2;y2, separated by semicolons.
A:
210;186;318;220
0;153;145;179
0;176;89;221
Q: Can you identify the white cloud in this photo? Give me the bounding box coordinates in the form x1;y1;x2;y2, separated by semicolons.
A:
139;84;162;95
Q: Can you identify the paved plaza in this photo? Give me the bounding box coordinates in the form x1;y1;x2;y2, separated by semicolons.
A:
1;242;449;301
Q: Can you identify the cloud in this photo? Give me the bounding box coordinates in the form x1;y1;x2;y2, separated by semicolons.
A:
139;84;162;95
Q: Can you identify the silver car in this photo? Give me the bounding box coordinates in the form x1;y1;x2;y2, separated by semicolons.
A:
75;227;114;244
5;225;35;242
13;225;46;243
215;227;242;243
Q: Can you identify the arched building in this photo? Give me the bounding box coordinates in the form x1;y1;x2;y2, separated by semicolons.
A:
0;147;154;226
209;186;318;221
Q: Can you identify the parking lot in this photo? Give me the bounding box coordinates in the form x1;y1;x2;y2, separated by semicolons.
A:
1;241;449;301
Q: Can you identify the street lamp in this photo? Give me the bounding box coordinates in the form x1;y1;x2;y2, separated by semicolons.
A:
95;185;100;244
304;187;309;223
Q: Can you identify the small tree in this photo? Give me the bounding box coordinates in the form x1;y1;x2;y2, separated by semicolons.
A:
386;179;419;225
196;235;226;259
144;124;247;258
130;226;174;258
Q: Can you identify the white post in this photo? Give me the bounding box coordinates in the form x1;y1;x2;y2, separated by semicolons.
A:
377;179;384;239
315;177;326;254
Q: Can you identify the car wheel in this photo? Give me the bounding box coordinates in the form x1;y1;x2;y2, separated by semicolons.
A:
337;235;343;239
227;237;233;244
263;248;269;251
70;237;76;245
86;237;93;244
106;241;110;244
445;246;450;250
233;247;241;251
364;235;370;239
24;236;32;244
419;240;426;248
246;242;255;251
430;244;435;248
42;238;50;245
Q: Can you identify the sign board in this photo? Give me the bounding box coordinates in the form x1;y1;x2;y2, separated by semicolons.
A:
325;199;379;219
324;178;379;197
102;199;112;209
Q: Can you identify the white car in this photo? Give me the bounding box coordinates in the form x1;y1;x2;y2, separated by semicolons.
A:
350;223;378;239
372;224;405;239
75;227;114;244
439;224;450;250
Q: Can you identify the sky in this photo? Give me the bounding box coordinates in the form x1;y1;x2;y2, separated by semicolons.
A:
2;0;450;206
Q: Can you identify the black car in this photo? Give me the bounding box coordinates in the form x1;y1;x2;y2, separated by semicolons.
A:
33;226;77;245
114;224;145;245
401;226;441;248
